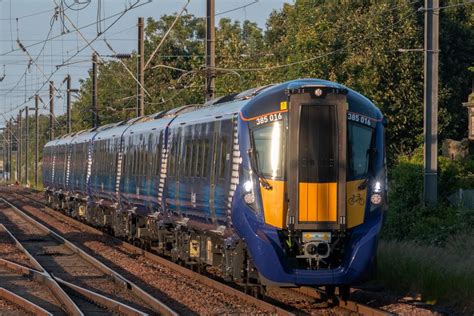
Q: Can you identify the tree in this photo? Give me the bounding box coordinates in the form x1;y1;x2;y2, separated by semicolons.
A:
65;0;473;166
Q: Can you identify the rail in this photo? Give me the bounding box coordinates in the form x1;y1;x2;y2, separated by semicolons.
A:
0;197;178;316
5;190;294;316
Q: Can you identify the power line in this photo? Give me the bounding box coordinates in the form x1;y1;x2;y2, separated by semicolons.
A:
144;0;191;70
0;8;55;21
1;0;150;118
214;5;422;73
215;0;259;16
0;0;151;57
2;9;59;98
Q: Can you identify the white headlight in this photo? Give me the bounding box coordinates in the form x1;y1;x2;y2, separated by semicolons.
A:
243;192;255;204
374;181;382;193
371;193;382;205
243;180;253;192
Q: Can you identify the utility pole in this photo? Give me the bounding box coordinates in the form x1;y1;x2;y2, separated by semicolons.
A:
3;121;10;182
63;75;79;134
137;17;145;117
18;110;23;184
2;141;4;183
92;52;98;128
1;128;5;182
25;106;29;186
49;81;55;140
205;0;215;101
9;118;12;182
17;112;21;183
423;0;439;205
35;95;39;187
66;74;72;134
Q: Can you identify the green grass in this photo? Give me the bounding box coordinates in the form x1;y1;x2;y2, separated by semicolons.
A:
377;236;474;312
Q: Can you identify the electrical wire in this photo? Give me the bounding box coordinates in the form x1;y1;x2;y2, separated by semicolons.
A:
0;0;151;57
3;9;58;97
213;5;422;73
103;38;151;97
0;8;55;21
1;0;150;117
215;1;259;16
144;0;191;70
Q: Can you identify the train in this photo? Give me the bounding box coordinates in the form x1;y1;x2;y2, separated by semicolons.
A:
43;78;387;297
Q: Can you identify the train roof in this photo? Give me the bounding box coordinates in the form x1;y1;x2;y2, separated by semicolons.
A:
44;78;382;148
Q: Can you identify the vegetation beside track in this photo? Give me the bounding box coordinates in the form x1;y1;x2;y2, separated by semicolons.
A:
377;237;474;313
377;150;474;313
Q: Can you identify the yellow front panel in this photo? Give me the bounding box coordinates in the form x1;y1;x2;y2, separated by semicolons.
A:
261;179;286;228
316;183;328;220
307;183;317;221
299;182;337;222
298;182;308;221
328;183;337;221
346;179;367;228
261;179;366;228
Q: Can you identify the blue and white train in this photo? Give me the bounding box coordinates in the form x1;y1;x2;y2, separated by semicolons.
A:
43;79;387;297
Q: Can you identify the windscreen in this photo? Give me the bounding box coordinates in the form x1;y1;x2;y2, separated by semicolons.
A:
347;122;374;179
252;121;286;179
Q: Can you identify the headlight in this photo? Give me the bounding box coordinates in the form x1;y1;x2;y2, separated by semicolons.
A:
240;168;262;218
370;193;382;205
373;181;382;193
243;180;253;192
243;192;256;204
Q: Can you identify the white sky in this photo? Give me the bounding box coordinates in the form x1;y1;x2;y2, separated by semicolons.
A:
0;0;290;126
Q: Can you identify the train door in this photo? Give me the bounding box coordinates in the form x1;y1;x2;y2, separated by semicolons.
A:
287;86;348;231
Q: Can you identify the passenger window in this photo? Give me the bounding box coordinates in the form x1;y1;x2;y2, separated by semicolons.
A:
202;140;209;177
182;141;189;177
219;137;227;179
187;142;193;177
194;141;200;177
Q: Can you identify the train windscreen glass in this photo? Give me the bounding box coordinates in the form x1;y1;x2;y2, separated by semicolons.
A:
347;122;374;179
252;121;285;179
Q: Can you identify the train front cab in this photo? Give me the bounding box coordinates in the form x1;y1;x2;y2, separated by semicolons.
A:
234;81;387;288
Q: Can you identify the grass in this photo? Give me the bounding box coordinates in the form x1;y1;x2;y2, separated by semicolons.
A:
376;235;474;313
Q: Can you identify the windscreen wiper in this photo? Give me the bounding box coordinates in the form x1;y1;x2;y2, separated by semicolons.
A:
248;133;273;190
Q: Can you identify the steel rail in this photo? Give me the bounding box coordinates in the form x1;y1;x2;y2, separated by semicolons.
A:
0;257;82;315
5;190;294;316
0;197;178;316
54;277;147;316
0;286;52;316
0;258;147;316
0;222;83;315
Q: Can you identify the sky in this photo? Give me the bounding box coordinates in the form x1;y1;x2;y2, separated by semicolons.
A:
0;0;290;127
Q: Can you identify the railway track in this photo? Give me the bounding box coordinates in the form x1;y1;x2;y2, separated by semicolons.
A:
0;197;176;316
0;187;393;315
0;187;292;315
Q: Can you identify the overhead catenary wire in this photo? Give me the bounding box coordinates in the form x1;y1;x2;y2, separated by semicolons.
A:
1;0;150;118
215;0;259;16
0;0;151;57
103;39;152;97
144;0;191;70
213;5;422;73
3;9;59;97
154;0;422;106
0;7;55;21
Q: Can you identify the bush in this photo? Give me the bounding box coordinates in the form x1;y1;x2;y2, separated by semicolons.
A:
377;238;474;312
383;151;474;244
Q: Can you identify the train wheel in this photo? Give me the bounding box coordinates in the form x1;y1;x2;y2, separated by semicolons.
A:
338;285;350;301
325;285;336;298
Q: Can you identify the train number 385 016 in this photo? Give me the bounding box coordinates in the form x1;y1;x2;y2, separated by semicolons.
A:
255;112;283;125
